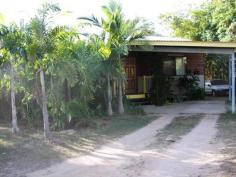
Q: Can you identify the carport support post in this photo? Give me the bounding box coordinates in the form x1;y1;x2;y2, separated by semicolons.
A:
229;57;232;101
232;53;235;113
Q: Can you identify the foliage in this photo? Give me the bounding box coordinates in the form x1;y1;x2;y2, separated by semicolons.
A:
0;1;153;136
0;24;26;86
123;97;145;115
191;87;205;100
79;0;153;115
151;59;171;106
205;54;228;80
178;75;205;100
161;0;235;80
168;95;184;103
161;0;236;41
46;29;98;129
25;4;61;69
0;24;27;133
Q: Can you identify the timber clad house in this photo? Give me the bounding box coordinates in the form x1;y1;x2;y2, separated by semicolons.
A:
124;36;236;113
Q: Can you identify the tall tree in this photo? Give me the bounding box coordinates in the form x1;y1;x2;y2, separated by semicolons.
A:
47;28;97;129
0;24;25;133
161;0;236;80
79;0;153;115
26;3;60;139
161;0;236;41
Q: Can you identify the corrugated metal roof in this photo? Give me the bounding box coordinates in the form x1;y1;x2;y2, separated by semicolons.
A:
131;36;236;48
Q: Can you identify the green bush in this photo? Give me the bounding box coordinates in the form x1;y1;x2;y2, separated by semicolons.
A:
188;87;205;100
151;75;171;105
151;59;171;106
168;94;185;103
178;75;205;100
123;98;145;115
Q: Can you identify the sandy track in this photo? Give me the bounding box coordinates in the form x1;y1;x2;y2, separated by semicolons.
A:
138;114;222;177
27;100;225;177
143;100;226;114
27;115;221;177
27;114;175;177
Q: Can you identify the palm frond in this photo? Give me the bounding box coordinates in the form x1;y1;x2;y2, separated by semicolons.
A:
77;16;102;28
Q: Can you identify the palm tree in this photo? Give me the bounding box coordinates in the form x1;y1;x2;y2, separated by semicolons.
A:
0;24;26;133
47;28;97;129
83;33;121;116
26;3;60;139
79;0;153;115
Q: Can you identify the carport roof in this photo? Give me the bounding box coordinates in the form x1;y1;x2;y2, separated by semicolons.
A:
129;36;236;113
130;36;236;49
130;37;236;54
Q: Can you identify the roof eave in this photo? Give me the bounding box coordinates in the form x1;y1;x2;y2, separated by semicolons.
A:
130;40;236;49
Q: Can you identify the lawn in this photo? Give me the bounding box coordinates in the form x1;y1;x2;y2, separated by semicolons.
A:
0;113;157;177
216;113;236;176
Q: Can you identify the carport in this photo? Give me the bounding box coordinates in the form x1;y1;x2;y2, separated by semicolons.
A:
129;38;236;113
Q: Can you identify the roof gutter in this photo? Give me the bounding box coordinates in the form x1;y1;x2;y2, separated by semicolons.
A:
130;40;236;49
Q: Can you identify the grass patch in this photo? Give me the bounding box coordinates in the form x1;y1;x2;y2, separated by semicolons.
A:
0;125;63;177
150;114;203;149
216;113;236;176
0;113;157;177
96;114;157;138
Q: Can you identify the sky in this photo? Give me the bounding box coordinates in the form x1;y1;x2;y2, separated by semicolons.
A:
0;0;207;36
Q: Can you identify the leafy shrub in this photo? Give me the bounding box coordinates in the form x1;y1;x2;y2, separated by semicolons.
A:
168;94;185;103
178;75;205;100
189;87;205;100
150;59;171;106
123;98;145;115
151;75;171;105
178;75;199;90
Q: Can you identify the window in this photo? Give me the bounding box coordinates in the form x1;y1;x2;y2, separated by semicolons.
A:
163;59;175;76
163;57;186;76
176;57;186;76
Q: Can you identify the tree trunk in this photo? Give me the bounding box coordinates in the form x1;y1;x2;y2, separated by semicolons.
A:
107;73;113;116
66;80;72;123
39;69;51;139
118;80;124;114
10;64;19;134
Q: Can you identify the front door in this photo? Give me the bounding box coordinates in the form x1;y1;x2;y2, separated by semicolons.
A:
124;57;136;94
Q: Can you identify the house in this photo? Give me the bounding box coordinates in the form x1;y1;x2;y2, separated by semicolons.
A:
124;36;236;112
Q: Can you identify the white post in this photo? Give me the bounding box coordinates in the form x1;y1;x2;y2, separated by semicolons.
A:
229;56;232;101
232;53;235;113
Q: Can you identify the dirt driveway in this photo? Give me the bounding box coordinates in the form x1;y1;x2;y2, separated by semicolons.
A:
27;100;226;177
144;99;226;114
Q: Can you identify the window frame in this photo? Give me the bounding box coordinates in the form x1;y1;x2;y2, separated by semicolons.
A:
175;57;187;76
162;56;187;76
